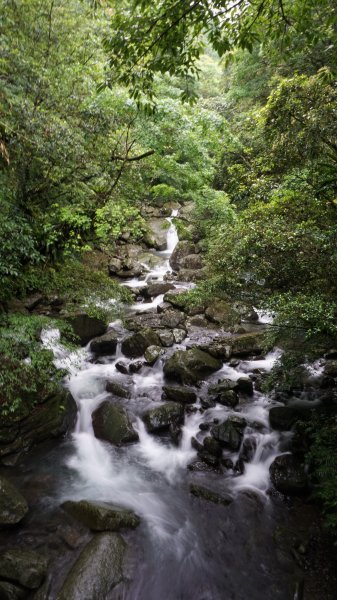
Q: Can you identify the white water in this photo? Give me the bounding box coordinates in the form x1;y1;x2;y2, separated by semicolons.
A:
39;209;293;599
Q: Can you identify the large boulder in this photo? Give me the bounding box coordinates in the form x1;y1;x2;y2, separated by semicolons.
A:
205;300;241;327
0;476;28;526
105;381;130;399
162;385;197;404
169;241;198;271
269;454;308;495
0;390;77;467
56;533;125;600
0;549;48;589
61;500;140;531
143;283;176;298
121;328;160;358
143;218;168;250
143;402;184;433
164;348;222;384
90;330;118;355
230;332;266;357
65;313;106;346
211;416;247;451
269;406;312;431
92;402;138;445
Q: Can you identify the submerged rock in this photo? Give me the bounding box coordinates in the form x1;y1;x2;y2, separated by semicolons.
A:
90;330;118;355
61;500;140;531
0;476;28;526
189;484;232;506
121;328;161;358
92;402;138;445
143;402;184;433
162;385;197;404
164;348;222;384
0;550;48;589
269;454;308;495
56;533;125;600
106;381;130;399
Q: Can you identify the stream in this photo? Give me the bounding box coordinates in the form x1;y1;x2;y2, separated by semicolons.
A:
1;212;310;599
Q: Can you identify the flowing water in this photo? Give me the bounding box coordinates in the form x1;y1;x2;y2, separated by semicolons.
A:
2;211;304;599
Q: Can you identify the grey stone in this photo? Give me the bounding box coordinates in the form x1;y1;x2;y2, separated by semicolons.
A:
61;500;140;531
0;477;28;526
56;533;125;600
92;402;138;445
143;402;184;433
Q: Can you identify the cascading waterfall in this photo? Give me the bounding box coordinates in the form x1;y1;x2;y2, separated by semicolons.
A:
38;209;299;600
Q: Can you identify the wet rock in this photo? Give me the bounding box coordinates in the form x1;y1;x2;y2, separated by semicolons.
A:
200;398;216;409
143;402;184;433
232;302;259;322
169;423;182;445
203;436;222;457
0;550;48;589
230;332;266;357
161;310;185;329
237;377;254;396
143;218;168;250
61;500;140;531
143;283;175;298
65;312;106;346
217;390;239;408
0;476;28;526
162;385;197;404
187;460;219;473
222;458;234;470
199;423;210;432
129;361;143;373
189;484;232;506
121;328;161;358
323;360;337;378
106;381;130;399
269;454;308;495
173;328;187;343
158;330;174;347
239;436;257;463
92;402;138;445
205;300;241;327
157;302;173;314
169;241;198;271
90;330;118;355
163;288;188;310
197;450;220;467
211;416;247;451
115;361;129;375
187;315;212;328
269;406;312;431
0;390;77;466
144;345;164;365
56;533;125;600
191;437;203;451
164;348;222;384
0;580;27;599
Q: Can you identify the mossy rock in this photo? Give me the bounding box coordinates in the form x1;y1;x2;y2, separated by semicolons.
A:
61;500;140;531
143;402;184;433
163;348;222;384
92;402;138;445
0;476;28;526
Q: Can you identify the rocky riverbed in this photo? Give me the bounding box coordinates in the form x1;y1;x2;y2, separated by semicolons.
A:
1;209;337;599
